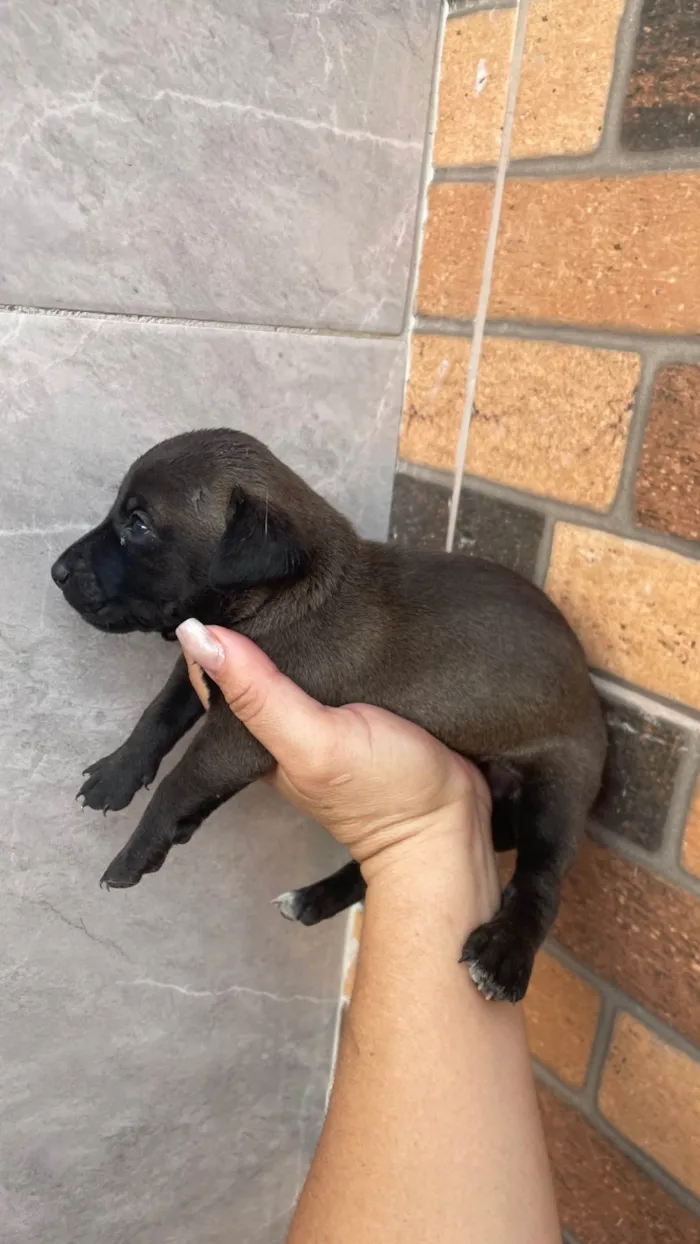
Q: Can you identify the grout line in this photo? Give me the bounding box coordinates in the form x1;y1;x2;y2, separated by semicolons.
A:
445;0;531;552
414;314;700;355
587;819;700;903
448;0;517;15
607;351;657;525
433;145;700;181
581;993;618;1109
591;674;700;734
533;514;554;588
0;302;402;342
546;940;700;1064
533;1059;700;1218
397;456;700;567
664;734;700;877
597;0;646;160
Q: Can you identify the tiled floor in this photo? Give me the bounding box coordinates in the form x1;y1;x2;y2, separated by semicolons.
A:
0;4;440;1243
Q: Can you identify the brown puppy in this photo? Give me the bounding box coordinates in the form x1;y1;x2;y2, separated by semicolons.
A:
52;429;606;1001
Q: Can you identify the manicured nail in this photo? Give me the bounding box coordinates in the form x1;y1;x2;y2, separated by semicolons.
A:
176;618;225;674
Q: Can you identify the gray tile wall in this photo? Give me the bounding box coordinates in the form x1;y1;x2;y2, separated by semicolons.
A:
0;3;440;1241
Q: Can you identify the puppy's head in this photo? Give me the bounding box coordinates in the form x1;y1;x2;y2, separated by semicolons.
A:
51;430;335;637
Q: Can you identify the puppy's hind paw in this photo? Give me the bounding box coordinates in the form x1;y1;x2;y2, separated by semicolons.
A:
271;891;305;922
460;920;535;1004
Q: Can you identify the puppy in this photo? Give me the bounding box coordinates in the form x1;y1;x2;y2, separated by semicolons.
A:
52;429;606;1001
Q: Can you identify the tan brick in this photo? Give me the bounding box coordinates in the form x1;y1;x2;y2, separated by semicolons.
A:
466;339;639;510
546;525;700;710
539;1083;700;1244
487;174;700;334
434;10;515;167
523;951;600;1086
399;334;469;471
416;182;493;319
682;777;700;879
511;0;625;157
599;1013;700;1198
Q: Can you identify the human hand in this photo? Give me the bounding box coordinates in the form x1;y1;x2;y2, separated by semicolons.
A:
176;619;499;915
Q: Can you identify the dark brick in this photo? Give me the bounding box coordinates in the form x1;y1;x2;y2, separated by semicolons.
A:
621;0;700;151
593;697;688;851
538;1084;700;1244
389;472;450;550
389;474;545;577
555;838;700;1045
455;486;544;579
635;365;700;543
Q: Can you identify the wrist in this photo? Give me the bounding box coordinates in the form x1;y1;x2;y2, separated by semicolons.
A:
358;805;500;935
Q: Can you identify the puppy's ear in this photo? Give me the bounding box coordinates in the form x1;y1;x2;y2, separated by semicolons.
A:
209;489;310;590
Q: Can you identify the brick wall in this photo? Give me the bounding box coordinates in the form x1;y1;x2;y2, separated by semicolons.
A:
388;1;700;1238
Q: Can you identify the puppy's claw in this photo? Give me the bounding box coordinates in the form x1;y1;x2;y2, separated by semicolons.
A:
272;890;303;922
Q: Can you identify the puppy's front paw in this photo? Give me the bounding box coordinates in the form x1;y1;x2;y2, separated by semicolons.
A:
100;839;169;890
460;918;535;1004
78;749;157;813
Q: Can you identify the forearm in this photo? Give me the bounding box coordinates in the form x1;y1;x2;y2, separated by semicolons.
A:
287;851;559;1244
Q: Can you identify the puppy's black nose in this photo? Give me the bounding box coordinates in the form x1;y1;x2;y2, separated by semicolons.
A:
51;558;71;586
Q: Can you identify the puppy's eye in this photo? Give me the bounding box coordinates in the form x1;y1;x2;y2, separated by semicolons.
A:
125;511;151;538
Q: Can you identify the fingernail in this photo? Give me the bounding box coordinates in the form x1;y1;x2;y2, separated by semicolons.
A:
176;618;225;674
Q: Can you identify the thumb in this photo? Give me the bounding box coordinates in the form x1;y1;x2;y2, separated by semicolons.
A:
176;618;332;770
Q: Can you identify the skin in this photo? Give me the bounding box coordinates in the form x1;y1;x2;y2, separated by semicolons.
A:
177;618;561;1244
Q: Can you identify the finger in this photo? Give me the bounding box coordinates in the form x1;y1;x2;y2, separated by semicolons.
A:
183;652;210;709
176;619;334;771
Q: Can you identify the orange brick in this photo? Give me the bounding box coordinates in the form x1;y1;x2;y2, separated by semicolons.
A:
546;525;700;710
556;839;700;1047
635;365;700;543
466;338;639;510
416;182;493;319
488;174;700;334
512;0;625;157
434;10;515;166
523;951;600;1086
599;1013;700;1197
539;1083;700;1244
682;777;700;879
399;334;469;470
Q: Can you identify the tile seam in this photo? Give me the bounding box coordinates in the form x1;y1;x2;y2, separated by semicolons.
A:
398;2;448;339
0;302;404;342
445;0;532;552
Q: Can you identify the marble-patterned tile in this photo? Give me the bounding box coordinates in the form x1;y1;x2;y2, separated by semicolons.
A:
0;306;408;1241
0;312;406;539
0;1;438;330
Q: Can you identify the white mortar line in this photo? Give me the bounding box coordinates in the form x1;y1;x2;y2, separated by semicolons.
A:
445;0;531;552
